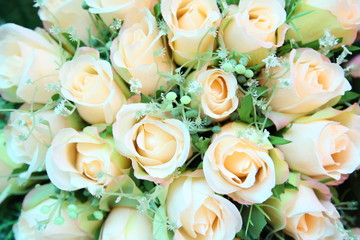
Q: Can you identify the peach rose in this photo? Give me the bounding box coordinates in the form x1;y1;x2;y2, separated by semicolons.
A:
46;126;130;195
38;0;95;42
13;184;102;240
5;106;74;178
0;23;61;103
110;8;173;96
161;0;221;66
112;103;192;182
85;0;152;24
277;104;360;181
100;207;153;240
286;0;359;45
189;68;239;122
264;176;343;240
262;48;351;115
348;54;360;78
203;122;289;204
166;174;242;240
220;0;288;65
60;47;126;124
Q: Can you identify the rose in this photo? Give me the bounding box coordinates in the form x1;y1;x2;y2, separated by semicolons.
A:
161;0;221;66
203;122;289;204
46;126;130;195
166;174;242;240
100;207;153;240
85;0;152;25
261;48;351;116
38;0;95;42
348;54;360;78
112;103;192;182
110;8;173;96
0;23;61;103
13;184;102;240
286;0;360;46
60;47;126;124
188;68;239;122
5;106;76;178
277;104;360;182
264;175;344;240
219;0;288;66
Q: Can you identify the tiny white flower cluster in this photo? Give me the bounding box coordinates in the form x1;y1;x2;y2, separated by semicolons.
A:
262;53;281;71
186;80;203;95
319;30;339;55
238;128;270;145
336;45;352;65
110;18;122;31
54;99;73;116
129;78;143;95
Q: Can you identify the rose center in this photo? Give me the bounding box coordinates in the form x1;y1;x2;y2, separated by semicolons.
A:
249;7;274;31
209;76;228;102
177;2;207;30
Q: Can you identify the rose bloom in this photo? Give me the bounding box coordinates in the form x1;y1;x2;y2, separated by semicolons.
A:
85;0;152;25
203;122;288;204
278;104;360;182
60;47;126;124
161;0;221;66
110;8;173;96
261;48;351;116
264;176;344;240
13;184;102;240
0;24;61;103
100;207;153;240
286;0;360;45
112;103;192;183
46;126;130;195
348;54;360;78
5;106;74;178
189;68;239;122
166;174;242;240
220;0;288;65
38;0;95;42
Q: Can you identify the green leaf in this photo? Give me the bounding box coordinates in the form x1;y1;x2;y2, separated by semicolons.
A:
268;136;292;145
194;137;211;154
153;3;161;20
346;46;360;52
153;205;174;240
237;205;267;240
238;95;254;123
141;94;151;103
10;164;29;176
337;91;360;105
254;86;269;98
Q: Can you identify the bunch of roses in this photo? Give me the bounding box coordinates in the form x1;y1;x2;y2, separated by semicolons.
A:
0;0;360;239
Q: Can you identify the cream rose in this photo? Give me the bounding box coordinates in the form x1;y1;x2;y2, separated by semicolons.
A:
264;176;343;240
0;24;61;103
38;0;95;42
13;184;102;240
277;105;360;181
112;103;192;182
60;47;126;124
46;126;130;195
262;48;351;115
100;207;153;240
203;122;288;204
110;8;173;96
286;0;359;45
189;68;239;122
5;106;74;178
85;0;152;24
161;0;221;66
219;0;288;65
166;174;242;240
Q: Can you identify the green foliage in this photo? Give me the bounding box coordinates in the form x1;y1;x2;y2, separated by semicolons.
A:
0;0;41;29
268;136;292;146
337;91;360;105
237;205;268;240
0;196;23;240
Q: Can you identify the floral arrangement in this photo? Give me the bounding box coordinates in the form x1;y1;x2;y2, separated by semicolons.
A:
1;0;360;239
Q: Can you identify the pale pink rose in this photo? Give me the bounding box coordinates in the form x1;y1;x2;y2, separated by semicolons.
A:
5;106;75;178
0;24;61;103
220;0;288;65
278;104;360;181
348;55;360;78
189;68;239;122
85;0;153;24
262;48;351;115
112;103;192;183
46;126;130;195
38;0;95;42
203;122;288;204
264;176;344;240
110;8;173;96
13;184;102;240
161;0;221;66
166;174;242;240
100;207;153;240
60;47;126;124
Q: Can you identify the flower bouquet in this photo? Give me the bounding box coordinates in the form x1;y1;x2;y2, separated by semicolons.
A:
1;0;360;239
